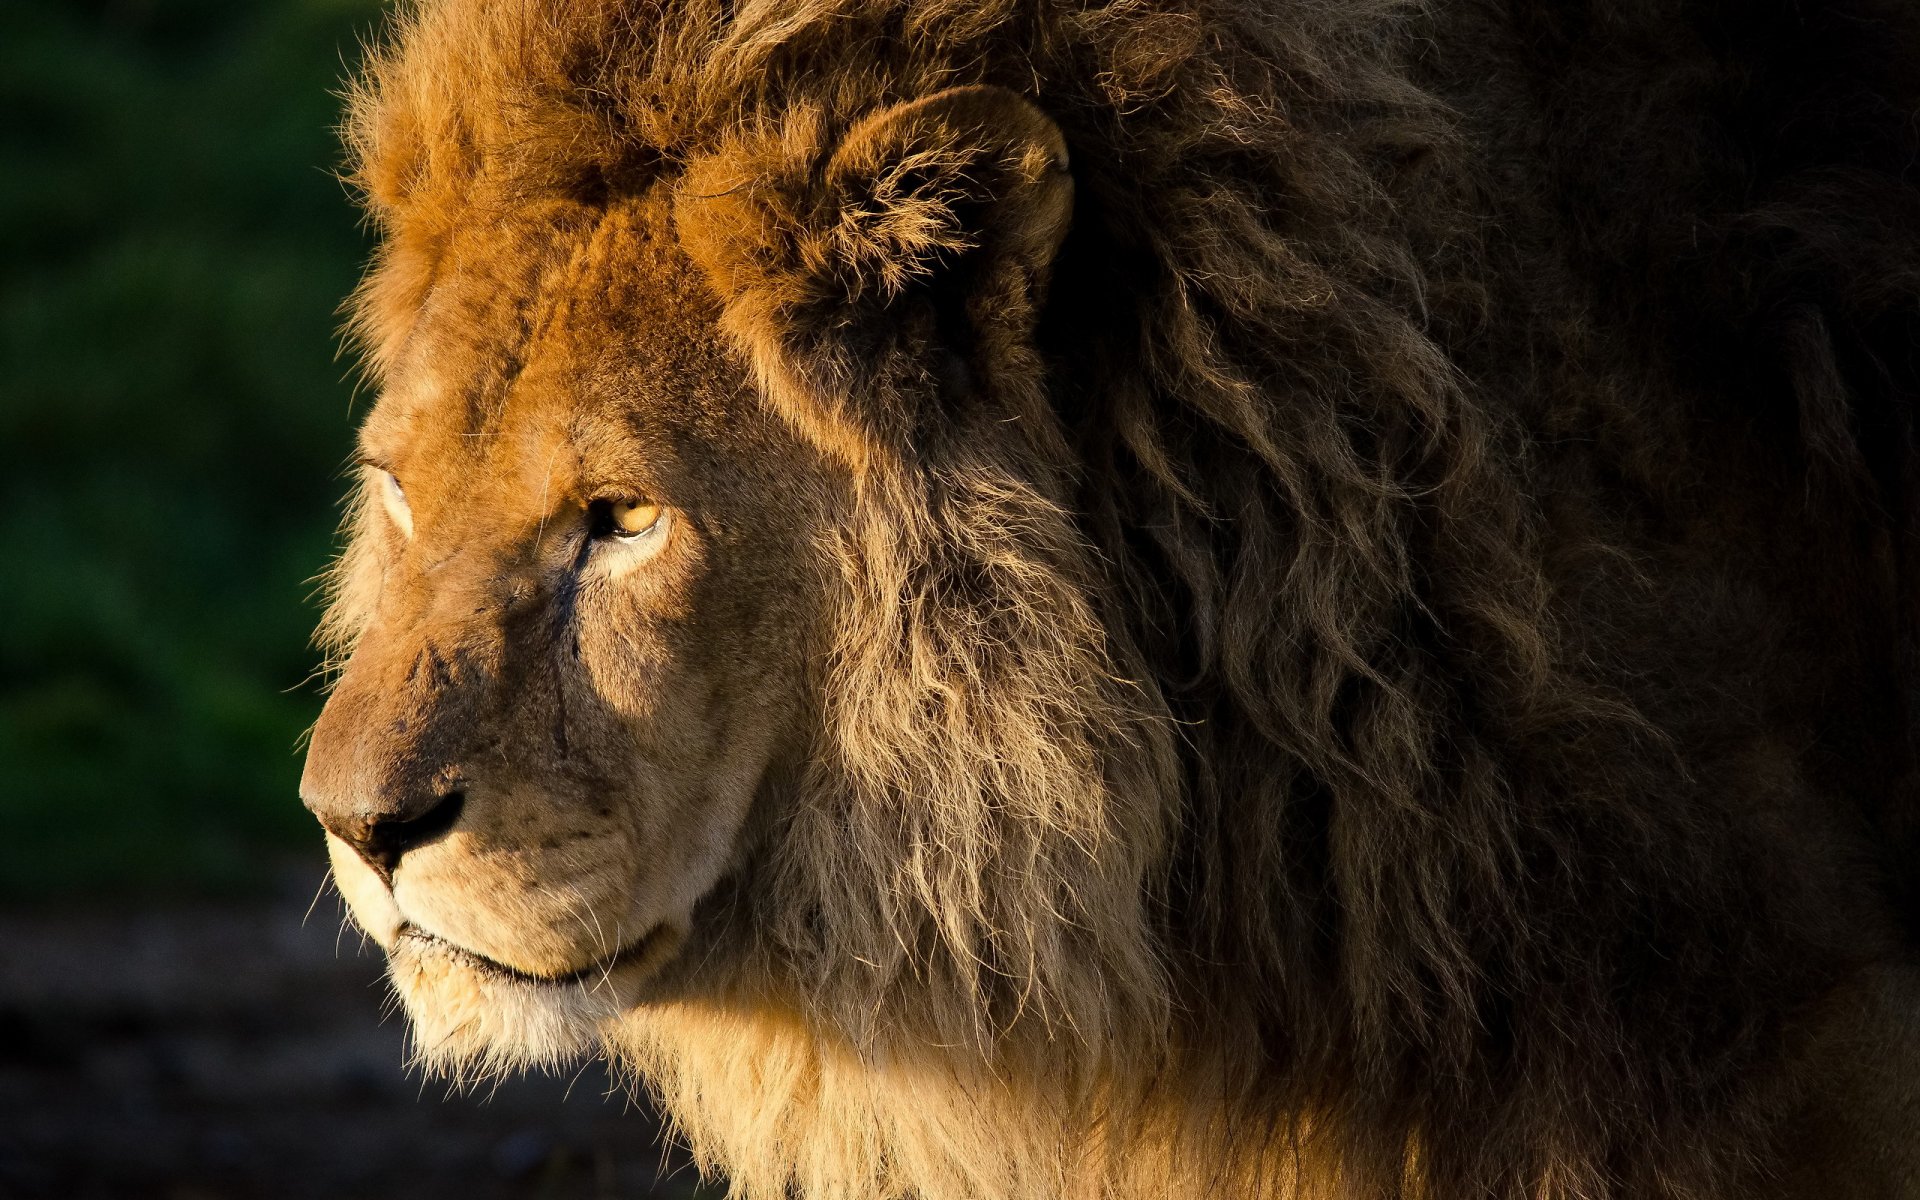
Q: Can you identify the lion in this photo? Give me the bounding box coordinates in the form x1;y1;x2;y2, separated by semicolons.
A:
298;0;1920;1196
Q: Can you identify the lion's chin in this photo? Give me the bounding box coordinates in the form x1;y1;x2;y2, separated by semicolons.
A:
387;924;682;1078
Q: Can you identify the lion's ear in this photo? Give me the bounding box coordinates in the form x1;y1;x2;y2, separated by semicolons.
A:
812;85;1074;307
681;84;1072;312
676;86;1072;465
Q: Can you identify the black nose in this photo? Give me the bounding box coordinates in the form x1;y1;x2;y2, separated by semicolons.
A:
318;789;466;879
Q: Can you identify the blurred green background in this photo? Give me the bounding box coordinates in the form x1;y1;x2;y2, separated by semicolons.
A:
0;0;385;898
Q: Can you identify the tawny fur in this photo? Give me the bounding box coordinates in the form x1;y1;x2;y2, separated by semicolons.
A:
319;1;1920;1197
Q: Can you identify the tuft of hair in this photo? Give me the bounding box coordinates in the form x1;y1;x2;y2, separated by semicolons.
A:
389;942;628;1084
313;468;380;680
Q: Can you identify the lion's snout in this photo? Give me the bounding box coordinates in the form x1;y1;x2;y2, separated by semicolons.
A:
302;616;674;985
300;635;480;882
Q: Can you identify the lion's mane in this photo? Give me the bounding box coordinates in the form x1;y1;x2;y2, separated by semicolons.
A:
338;1;1920;1196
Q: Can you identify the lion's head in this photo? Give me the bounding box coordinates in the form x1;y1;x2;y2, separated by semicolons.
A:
305;75;1176;1107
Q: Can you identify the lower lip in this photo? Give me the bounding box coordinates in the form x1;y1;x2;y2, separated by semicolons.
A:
394;923;664;987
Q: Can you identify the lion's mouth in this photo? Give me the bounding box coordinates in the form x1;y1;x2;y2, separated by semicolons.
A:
393;922;668;987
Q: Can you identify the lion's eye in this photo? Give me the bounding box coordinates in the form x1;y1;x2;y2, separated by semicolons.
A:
376;469;413;539
583;497;671;576
588;498;664;541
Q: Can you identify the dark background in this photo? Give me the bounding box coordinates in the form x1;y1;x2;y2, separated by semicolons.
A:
0;2;712;1195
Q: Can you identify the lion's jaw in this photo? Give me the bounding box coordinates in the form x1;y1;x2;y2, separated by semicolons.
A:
303;196;835;1073
327;831;678;1067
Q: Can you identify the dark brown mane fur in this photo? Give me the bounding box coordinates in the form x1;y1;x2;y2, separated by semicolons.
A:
342;1;1920;1194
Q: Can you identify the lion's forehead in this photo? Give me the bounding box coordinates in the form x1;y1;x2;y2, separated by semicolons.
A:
360;194;741;515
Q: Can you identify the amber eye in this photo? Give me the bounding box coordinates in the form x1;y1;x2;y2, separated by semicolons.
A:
588;497;663;540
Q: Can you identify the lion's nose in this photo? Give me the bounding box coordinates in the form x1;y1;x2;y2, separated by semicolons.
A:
304;787;466;880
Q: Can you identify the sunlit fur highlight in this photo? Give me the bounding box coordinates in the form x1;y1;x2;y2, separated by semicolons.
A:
325;1;1920;1197
391;940;618;1075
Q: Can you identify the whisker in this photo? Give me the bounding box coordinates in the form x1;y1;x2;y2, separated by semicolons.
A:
302;866;336;929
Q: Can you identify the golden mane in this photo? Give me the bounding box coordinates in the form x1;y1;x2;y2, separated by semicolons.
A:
334;1;1920;1196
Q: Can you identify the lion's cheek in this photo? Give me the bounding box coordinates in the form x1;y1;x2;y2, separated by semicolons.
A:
327;831;405;949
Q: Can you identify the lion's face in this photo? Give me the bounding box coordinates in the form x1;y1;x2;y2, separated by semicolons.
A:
310;84;1173;1078
302;195;838;1061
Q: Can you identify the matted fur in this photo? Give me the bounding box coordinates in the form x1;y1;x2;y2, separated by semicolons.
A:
322;1;1920;1197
